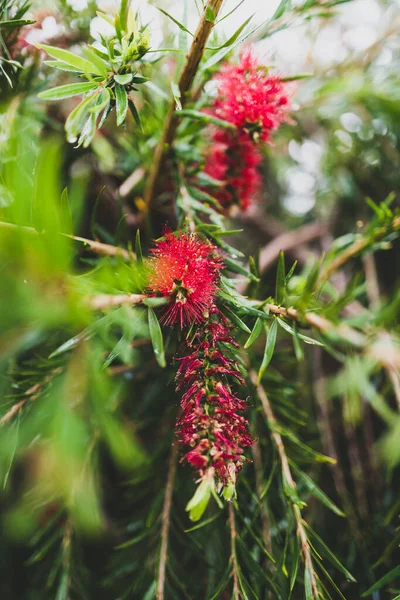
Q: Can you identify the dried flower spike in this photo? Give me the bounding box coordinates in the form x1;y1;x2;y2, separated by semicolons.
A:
147;231;222;328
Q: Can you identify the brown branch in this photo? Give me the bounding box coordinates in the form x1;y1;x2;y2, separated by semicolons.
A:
87;293;147;310
142;0;224;210
316;216;400;287
0;220;135;261
250;371;319;600
157;442;178;600
228;503;240;600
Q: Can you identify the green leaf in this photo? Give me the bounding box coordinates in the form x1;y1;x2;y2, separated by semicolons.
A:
0;19;35;28
272;0;292;20
148;307;166;368
82;46;109;77
244;317;263;349
258;319;278;384
184;512;221;532
305;523;356;583
275;251;286;304
224;256;259;282
361;566;400;596
135;229;143;266
223;306;251;334
281;73;312;82
292;466;345;517
115;83;128;126
65;95;97;142
38;81;98;100
128;98;142;129
155;7;193;35
114;73;133;85
44;60;81;72
186;476;214;522
210;15;253;49
35;43;103;75
276;317;324;346
179;109;235;129
304;565;313;600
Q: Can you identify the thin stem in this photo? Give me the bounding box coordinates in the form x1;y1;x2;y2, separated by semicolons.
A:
142;0;224;210
157;442;178;600
250;371;319;600
0;220;135;261
87;293;147;310
0;367;63;426
228;503;240;600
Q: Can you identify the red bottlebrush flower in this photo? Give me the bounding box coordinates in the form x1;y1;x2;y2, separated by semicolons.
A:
175;308;254;491
205;129;262;211
212;49;289;143
147;231;222;328
203;49;290;212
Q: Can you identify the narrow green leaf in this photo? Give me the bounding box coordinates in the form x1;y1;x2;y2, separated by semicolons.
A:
128;98;142;129
0;19;35;28
276;317;324;346
293;466;345;517
179;109;235;129
135;229;143;266
44;60;81;72
258;319;278;383
304;565;313;600
275;251;286;304
115;83;128;126
210;15;253;49
35;43;102;74
184;512;220;532
224;306;251;334
305;523;356;583
272;0;292;20
82;46;109;77
155;7;193;35
224;256;259;282
244;317;263;349
148;307;166;368
38;81;98;100
362;566;400;596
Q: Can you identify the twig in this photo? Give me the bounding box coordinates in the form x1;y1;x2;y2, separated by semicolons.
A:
157;442;178;600
0;220;135;261
0;367;63;426
316;216;400;287
250;371;319;600
228;503;240;600
142;0;224;210
258;222;326;274
87;293;147;310
251;441;272;556
118;167;145;198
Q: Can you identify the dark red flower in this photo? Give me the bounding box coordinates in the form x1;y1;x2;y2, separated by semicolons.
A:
205;129;262;211
175;308;254;491
148;231;222;328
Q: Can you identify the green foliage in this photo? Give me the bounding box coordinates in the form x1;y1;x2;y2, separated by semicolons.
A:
0;0;399;598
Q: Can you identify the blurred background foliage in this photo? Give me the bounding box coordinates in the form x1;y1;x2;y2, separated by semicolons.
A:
0;0;399;599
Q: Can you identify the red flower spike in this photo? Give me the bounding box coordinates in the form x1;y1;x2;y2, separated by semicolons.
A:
175;308;254;490
148;231;222;328
204;49;290;212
